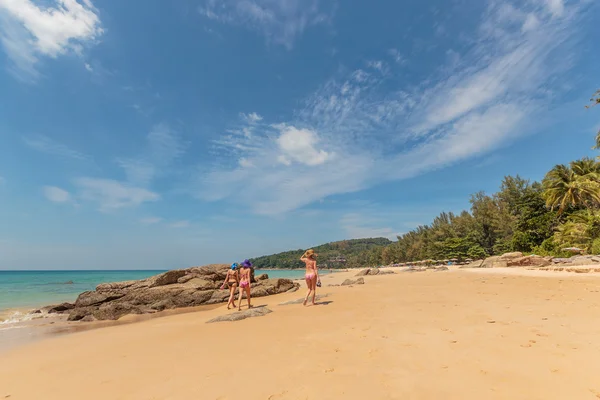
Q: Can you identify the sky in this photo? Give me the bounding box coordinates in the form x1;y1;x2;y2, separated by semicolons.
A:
0;0;599;270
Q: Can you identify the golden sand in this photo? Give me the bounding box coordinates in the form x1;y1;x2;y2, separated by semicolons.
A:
2;268;600;399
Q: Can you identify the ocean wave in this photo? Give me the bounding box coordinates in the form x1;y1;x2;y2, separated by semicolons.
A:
0;310;60;326
0;311;36;325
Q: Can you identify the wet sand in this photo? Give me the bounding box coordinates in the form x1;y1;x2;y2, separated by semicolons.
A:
2;268;600;399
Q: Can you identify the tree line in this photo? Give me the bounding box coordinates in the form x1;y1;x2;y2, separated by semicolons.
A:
345;91;600;268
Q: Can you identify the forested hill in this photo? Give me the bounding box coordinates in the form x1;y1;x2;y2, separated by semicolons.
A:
250;238;393;269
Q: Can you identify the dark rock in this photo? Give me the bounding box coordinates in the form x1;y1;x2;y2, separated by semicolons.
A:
67;307;95;321
45;302;75;313
369;268;380;275
341;277;365;286
206;307;272;323
149;270;188;288
62;281;74;284
81;315;97;322
75;290;126;308
435;267;449;271
255;273;269;281
507;255;551;268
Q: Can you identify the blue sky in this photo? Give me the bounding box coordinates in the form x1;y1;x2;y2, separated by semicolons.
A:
0;0;598;270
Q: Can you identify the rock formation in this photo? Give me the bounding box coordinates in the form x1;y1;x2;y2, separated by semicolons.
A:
42;265;299;322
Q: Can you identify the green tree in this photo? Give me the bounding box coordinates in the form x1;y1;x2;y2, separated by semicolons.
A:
542;161;600;213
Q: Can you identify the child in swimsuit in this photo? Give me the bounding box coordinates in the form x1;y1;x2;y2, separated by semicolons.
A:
238;259;253;311
300;249;320;306
220;263;239;309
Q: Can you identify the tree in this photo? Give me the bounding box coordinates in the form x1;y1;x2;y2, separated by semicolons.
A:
542;161;600;213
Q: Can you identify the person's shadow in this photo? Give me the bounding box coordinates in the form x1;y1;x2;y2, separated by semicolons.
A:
313;301;333;306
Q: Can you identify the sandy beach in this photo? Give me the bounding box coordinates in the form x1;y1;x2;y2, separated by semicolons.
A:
2;268;600;399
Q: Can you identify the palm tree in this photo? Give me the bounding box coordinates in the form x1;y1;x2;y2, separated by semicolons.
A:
542;162;600;213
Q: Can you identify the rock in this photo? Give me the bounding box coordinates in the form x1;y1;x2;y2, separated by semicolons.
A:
507;255;551;268
148;270;188;288
45;302;75;314
355;269;371;276
461;260;484;268
96;280;138;292
379;270;395;275
341;277;365;286
480;256;508;269
62;280;74;284
183;278;216;290
80;315;97;322
369;268;380;275
500;252;523;260
435;266;449;271
286;286;299;293
75;290;126;308
255;274;269;281
64;265;299;321
67;307;95;321
206;307;272;323
404;267;426;272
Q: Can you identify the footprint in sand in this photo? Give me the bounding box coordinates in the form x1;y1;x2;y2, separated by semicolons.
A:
324;368;335;373
521;340;537;348
268;390;289;399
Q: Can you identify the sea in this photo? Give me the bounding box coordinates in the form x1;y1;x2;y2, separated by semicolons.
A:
0;269;317;324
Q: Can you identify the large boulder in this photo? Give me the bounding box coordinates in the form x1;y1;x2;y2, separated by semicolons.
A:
64;265;299;321
355;268;380;277
481;256;508;269
341;277;365;286
507;255;552;268
500;252;523;260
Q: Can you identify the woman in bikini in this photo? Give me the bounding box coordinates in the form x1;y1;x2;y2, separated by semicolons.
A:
301;249;320;306
220;263;239;309
238;259;253;311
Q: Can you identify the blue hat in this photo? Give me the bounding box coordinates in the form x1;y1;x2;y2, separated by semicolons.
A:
231;263;238;270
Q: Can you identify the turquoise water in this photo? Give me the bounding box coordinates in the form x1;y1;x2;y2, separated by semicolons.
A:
0;269;315;316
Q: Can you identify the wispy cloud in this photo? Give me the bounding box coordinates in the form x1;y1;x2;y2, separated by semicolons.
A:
197;0;332;49
73;178;159;212
23;135;89;161
117;123;186;186
43;186;71;203
195;0;588;216
0;0;103;80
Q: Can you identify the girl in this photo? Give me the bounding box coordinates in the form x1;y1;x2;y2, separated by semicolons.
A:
220;263;239;309
300;249;320;306
238;259;253;311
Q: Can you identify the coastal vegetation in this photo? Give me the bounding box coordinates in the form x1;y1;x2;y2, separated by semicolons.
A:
257;92;600;269
250;238;392;269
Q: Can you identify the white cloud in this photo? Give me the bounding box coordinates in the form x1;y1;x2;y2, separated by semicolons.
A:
23;135;89;160
84;62;93;72
73;178;159;212
543;0;564;17
140;217;162;225
117;123;186;186
240;112;263;123
43;186;71;203
198;0;331;49
276;126;330;166
170;220;190;228
0;0;103;79
195;0;586;215
387;48;405;65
